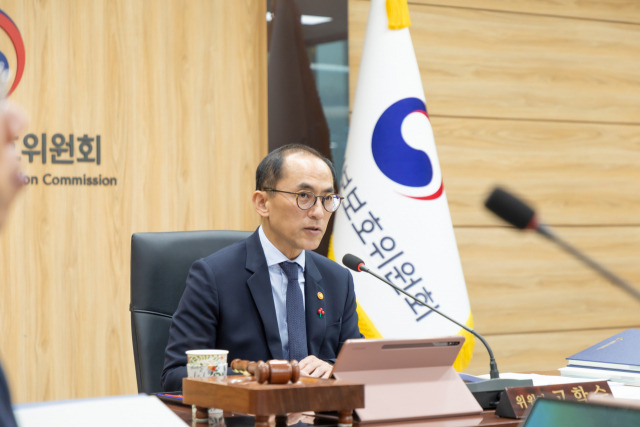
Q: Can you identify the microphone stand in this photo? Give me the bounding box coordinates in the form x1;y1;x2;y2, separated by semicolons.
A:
357;264;531;409
537;224;640;302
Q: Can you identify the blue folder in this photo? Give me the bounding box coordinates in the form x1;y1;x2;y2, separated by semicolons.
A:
566;329;640;372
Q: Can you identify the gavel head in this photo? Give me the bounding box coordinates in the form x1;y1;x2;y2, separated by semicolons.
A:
253;361;270;384
289;360;300;383
264;360;295;384
230;358;301;384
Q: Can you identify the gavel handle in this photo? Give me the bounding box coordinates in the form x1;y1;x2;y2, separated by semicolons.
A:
230;358;258;374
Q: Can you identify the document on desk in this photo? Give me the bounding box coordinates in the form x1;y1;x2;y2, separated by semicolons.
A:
477;372;640;400
14;394;186;427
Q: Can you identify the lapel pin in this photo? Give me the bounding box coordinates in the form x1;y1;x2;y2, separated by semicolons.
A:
317;292;324;300
317;308;325;318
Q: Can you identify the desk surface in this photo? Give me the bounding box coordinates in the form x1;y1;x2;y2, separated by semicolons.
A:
164;402;521;427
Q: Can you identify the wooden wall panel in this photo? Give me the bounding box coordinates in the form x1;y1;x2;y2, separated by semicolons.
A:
0;0;266;403
432;117;640;226
350;1;640;123
458;227;640;335
410;0;640;25
350;0;640;375
465;327;631;375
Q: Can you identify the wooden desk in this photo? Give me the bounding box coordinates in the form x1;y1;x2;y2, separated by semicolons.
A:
163;402;521;427
182;376;363;426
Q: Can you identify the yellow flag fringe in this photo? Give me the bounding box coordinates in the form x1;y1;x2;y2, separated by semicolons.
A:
329;235;382;338
453;313;475;372
386;0;411;29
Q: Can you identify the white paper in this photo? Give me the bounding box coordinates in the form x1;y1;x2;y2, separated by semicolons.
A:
14;394;187;427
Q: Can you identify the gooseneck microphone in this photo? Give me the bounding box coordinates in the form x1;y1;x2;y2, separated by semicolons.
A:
484;187;538;230
485;187;640;302
342;253;499;378
342;253;531;408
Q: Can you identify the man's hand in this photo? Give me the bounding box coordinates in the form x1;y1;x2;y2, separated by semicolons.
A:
0;102;26;227
298;355;333;378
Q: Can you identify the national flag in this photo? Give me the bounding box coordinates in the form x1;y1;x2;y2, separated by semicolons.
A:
329;0;474;371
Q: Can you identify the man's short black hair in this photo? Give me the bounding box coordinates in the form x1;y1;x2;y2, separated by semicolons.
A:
255;144;337;191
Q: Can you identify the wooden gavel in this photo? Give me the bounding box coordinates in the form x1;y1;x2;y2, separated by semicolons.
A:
230;359;301;384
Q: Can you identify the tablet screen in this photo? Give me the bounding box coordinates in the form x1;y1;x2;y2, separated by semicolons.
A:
522;398;640;427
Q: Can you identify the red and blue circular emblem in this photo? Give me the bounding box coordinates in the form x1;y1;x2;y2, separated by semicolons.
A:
0;9;25;95
371;97;443;200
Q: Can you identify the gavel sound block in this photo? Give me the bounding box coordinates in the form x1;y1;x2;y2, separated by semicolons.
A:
182;360;364;427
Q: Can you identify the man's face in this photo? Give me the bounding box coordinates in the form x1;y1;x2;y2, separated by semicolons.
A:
258;151;334;259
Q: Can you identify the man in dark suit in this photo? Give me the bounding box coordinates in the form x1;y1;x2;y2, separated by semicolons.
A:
162;144;362;391
0;100;28;427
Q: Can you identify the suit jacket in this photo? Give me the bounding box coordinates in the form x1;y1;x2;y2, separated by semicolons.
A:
161;230;362;391
0;363;17;427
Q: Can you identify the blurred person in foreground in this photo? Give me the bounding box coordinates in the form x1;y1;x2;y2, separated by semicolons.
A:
162;144;362;391
0;101;27;427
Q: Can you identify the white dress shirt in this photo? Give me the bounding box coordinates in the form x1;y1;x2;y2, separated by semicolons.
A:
258;225;306;359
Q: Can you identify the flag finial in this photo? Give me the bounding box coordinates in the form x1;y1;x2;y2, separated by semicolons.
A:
386;0;411;30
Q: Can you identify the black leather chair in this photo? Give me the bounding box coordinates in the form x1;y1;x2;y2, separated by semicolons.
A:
130;229;252;394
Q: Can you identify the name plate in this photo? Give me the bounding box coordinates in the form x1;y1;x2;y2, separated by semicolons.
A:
495;380;612;419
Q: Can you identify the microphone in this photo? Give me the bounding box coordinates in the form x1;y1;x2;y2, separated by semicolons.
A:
342;253;531;408
485;187;640;302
